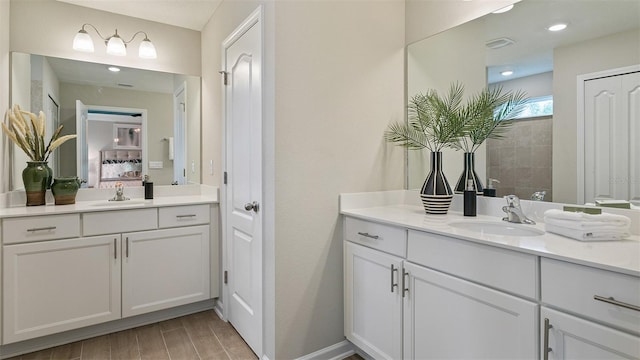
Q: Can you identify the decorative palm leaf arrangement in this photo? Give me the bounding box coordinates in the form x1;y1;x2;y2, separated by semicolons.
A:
2;105;77;161
385;82;528;152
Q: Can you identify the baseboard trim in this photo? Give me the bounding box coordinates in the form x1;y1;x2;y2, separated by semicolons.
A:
213;298;226;321
0;299;215;359
295;340;356;360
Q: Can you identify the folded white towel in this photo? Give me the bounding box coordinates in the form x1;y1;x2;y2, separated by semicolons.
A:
545;224;630;241
545;218;630;231
544;209;631;226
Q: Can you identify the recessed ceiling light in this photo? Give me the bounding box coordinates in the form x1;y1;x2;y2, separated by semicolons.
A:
108;66;121;72
501;70;514;77
492;4;514;14
548;23;567;32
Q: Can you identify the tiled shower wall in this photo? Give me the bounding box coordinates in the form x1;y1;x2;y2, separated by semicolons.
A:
486;117;553;201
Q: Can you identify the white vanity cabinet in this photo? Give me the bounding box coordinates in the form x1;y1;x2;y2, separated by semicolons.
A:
344;217;538;359
1;203;213;345
3;234;121;344
122;225;210;317
344;218;407;359
404;231;538;359
541;258;640;359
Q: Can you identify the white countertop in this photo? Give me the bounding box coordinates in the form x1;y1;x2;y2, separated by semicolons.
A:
341;202;640;277
0;186;218;218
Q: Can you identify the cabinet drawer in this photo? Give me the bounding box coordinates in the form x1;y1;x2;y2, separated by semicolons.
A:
344;217;406;257
2;214;80;244
541;258;640;333
159;205;210;228
83;208;158;236
407;230;537;299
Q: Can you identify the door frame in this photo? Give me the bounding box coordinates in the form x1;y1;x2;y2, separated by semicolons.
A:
576;64;640;204
220;4;265;357
173;82;187;185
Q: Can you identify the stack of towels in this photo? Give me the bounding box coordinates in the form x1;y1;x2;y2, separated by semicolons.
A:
544;209;631;241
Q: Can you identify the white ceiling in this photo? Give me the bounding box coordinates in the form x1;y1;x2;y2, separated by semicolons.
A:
56;0;222;31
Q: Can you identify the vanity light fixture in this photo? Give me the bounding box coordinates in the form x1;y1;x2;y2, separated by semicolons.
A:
501;70;514;76
73;24;157;59
492;4;514;14
548;23;568;32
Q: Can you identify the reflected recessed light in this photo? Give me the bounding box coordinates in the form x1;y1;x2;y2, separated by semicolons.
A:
501;70;514;76
108;66;121;72
492;4;514;14
548;23;567;32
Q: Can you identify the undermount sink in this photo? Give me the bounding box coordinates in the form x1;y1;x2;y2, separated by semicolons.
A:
89;199;148;206
449;221;545;237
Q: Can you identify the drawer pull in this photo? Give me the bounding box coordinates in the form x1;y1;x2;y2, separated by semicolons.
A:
26;226;56;232
543;318;552;360
390;264;398;293
176;214;197;219
594;295;640;312
357;232;379;240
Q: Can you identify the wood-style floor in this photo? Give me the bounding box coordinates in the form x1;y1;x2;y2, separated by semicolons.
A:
7;310;257;360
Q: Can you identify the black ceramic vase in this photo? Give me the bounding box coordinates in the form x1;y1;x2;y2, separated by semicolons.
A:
420;151;454;214
455;152;483;195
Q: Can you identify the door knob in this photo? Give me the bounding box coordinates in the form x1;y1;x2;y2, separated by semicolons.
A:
244;201;259;213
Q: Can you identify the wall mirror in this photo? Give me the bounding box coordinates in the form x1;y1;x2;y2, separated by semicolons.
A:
9;52;201;189
407;0;640;206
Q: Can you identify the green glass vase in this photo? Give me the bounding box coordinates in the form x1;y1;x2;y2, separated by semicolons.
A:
22;161;48;206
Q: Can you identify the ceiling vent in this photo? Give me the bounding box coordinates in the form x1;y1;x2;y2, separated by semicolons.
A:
485;37;515;49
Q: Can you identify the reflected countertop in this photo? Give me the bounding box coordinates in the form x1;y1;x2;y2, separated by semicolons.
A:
341;204;640;277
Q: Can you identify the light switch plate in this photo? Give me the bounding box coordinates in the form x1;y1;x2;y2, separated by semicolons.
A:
149;161;163;169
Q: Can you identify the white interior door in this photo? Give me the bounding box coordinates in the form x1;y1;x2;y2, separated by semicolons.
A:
223;7;263;357
75;100;89;182
583;70;640;203
173;84;187;185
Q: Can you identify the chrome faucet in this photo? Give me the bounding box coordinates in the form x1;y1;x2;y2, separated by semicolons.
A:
502;195;535;225
109;181;130;201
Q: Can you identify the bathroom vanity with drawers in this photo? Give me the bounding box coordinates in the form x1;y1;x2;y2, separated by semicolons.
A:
0;192;218;352
341;191;640;359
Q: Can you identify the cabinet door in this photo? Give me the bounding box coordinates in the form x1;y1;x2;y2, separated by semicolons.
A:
344;241;403;360
3;235;121;344
122;225;210;317
403;262;537;359
541;307;640;360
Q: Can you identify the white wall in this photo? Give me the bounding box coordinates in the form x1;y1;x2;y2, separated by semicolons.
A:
10;0;201;76
553;29;640;204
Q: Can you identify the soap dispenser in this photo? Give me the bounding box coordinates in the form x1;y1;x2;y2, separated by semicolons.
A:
464;179;477;217
144;175;154;199
483;178;500;197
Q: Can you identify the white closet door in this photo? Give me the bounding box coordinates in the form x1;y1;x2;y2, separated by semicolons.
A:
584;71;639;203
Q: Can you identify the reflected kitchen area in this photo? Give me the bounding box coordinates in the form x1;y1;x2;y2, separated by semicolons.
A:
9;52;201;189
407;0;640;206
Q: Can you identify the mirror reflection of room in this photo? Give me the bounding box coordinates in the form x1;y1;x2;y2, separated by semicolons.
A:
9;52;202;188
407;0;640;207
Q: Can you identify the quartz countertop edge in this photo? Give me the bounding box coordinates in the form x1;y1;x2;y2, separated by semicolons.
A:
341;204;640;277
0;194;218;218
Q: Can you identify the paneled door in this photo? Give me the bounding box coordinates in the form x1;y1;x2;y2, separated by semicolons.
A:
583;70;640;203
223;6;263;357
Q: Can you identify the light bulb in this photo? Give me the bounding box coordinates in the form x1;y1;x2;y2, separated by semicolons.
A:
107;34;127;56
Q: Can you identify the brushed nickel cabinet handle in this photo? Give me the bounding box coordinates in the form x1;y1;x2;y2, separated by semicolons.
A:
594;295;640;312
114;238;117;259
402;270;409;298
27;226;56;232
176;214;197;218
126;237;130;258
390;264;398;293
357;232;379;240
543;318;552;360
